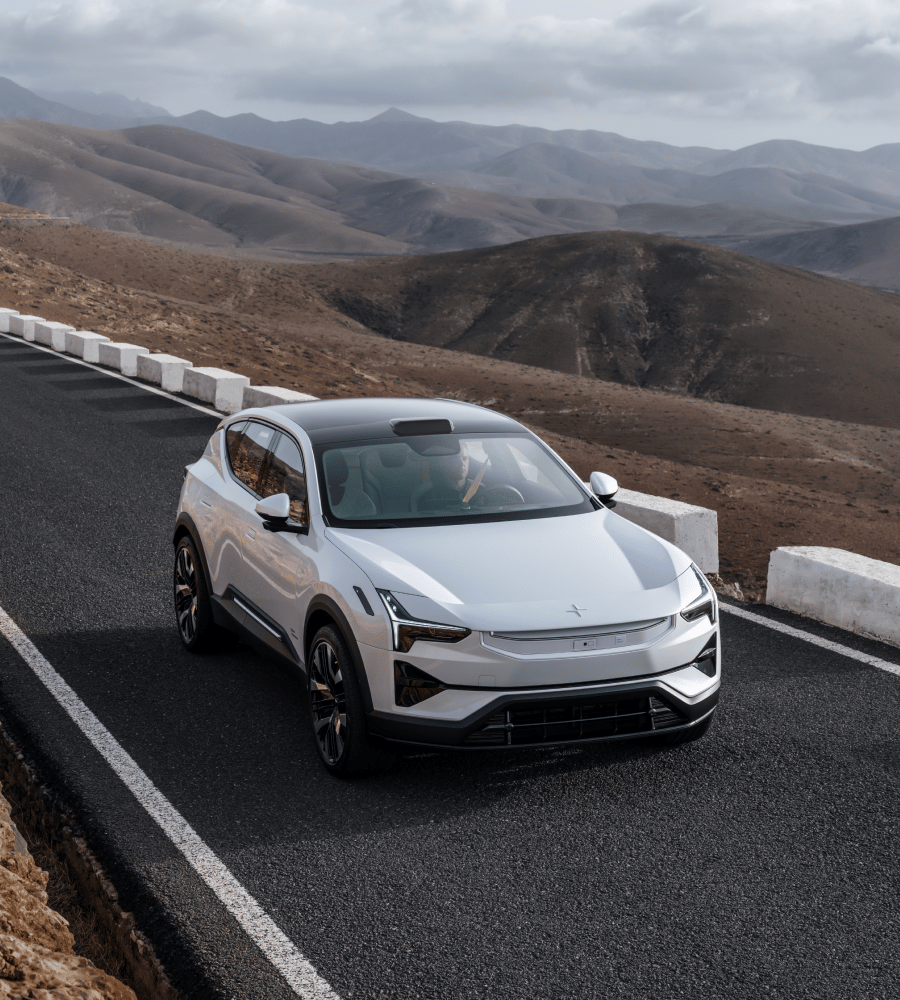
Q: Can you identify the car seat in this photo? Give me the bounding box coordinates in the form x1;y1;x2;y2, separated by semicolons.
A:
324;452;377;519
360;445;424;515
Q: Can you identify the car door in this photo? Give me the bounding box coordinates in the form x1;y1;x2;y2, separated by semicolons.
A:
210;419;276;597
239;428;318;660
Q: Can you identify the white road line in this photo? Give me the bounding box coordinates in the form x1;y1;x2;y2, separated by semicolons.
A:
0;605;341;1000
720;603;900;677
0;332;221;418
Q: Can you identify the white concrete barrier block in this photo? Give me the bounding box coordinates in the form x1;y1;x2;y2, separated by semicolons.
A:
0;309;19;333
599;486;719;574
182;367;250;414
97;341;150;377
136;353;193;393
65;331;110;363
7;315;44;341
34;320;75;351
767;546;900;646
242;386;319;409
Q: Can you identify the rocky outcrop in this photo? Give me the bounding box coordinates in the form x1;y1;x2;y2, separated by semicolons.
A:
0;787;135;1000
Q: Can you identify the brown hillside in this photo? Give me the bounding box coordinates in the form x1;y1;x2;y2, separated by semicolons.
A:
0;201;45;218
1;221;898;599
312;231;900;429
4;222;900;428
709;214;900;293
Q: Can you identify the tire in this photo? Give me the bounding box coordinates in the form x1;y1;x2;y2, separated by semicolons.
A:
307;624;394;777
173;535;220;653
655;713;715;748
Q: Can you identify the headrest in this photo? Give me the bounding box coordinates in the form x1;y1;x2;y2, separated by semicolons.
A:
324;452;349;487
379;445;407;469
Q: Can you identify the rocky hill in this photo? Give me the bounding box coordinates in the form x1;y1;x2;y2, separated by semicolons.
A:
313;230;900;429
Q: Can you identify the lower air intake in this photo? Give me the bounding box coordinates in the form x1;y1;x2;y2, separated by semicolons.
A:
462;694;684;747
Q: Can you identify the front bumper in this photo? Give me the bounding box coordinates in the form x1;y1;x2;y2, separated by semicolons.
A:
361;609;720;748
367;664;720;749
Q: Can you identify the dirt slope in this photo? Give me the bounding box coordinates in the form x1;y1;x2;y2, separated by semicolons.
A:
706;214;900;293
309;231;900;428
0;784;135;999
1;215;898;596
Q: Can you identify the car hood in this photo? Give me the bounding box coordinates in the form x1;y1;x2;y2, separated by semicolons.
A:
325;509;696;632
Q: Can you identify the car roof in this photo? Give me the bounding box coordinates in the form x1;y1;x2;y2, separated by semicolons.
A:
258;397;525;444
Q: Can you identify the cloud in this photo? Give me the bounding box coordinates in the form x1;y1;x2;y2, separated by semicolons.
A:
2;0;900;143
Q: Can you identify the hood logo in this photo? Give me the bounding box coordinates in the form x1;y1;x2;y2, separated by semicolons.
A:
566;605;587;617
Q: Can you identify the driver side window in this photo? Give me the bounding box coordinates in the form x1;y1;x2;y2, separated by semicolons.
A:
258;433;308;524
226;420;277;494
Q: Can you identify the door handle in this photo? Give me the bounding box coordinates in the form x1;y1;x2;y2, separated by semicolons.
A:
245;528;257;540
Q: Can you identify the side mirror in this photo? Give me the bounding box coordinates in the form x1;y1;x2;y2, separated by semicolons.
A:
255;493;308;534
256;493;291;520
590;471;619;504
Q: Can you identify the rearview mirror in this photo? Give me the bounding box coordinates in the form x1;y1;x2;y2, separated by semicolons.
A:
590;471;619;502
256;493;291;520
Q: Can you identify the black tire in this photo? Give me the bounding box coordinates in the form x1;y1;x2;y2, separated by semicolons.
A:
655;713;715;748
307;624;394;777
173;535;220;653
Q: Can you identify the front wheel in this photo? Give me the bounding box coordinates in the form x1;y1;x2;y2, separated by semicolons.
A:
307;625;394;777
173;535;220;652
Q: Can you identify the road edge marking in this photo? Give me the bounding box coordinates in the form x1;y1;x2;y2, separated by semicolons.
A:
0;332;222;417
0;604;341;1000
720;603;900;677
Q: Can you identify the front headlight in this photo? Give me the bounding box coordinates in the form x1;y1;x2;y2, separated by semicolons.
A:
376;590;471;652
680;565;717;625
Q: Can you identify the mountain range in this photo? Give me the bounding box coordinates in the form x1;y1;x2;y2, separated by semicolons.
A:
3;76;900;286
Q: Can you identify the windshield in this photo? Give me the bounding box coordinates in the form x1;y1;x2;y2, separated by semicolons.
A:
316;432;594;527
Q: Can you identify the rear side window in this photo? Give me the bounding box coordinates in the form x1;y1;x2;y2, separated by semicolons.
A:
226;420;277;494
258;433;308;524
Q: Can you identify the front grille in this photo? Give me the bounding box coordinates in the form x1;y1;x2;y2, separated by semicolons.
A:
462;694;684;747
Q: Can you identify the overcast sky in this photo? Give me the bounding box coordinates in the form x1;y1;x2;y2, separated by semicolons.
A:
3;0;900;150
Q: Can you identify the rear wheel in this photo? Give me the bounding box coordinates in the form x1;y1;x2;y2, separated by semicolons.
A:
307;624;394;776
173;536;220;652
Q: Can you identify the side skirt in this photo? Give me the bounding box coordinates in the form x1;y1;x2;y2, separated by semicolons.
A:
212;588;304;670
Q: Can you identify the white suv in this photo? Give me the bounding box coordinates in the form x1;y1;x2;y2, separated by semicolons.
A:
174;397;720;775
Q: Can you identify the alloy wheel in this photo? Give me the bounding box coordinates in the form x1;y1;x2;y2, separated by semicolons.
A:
309;638;348;764
174;546;199;644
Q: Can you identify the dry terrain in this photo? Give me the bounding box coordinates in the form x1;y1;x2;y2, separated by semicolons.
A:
0;784;134;999
1;210;898;599
707;214;900;293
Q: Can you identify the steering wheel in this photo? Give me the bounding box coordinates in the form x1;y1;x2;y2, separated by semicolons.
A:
473;483;525;506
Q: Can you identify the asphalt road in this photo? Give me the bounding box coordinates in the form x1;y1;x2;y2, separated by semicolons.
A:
1;334;899;1000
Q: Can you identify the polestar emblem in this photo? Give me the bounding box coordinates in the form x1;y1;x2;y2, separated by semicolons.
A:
566;605;587;617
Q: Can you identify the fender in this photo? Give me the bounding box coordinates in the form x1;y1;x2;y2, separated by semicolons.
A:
304;595;374;714
173;511;213;591
173;511;239;633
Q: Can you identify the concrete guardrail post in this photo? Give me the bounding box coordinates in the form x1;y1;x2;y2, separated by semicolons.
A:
8;315;44;341
136;354;193;393
0;309;19;333
590;485;719;574
767;546;900;646
98;342;150;377
65;331;111;363
34;321;76;352
242;386;320;408
182;367;250;414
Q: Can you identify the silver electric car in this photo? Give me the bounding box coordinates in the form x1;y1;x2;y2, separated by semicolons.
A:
173;397;720;775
